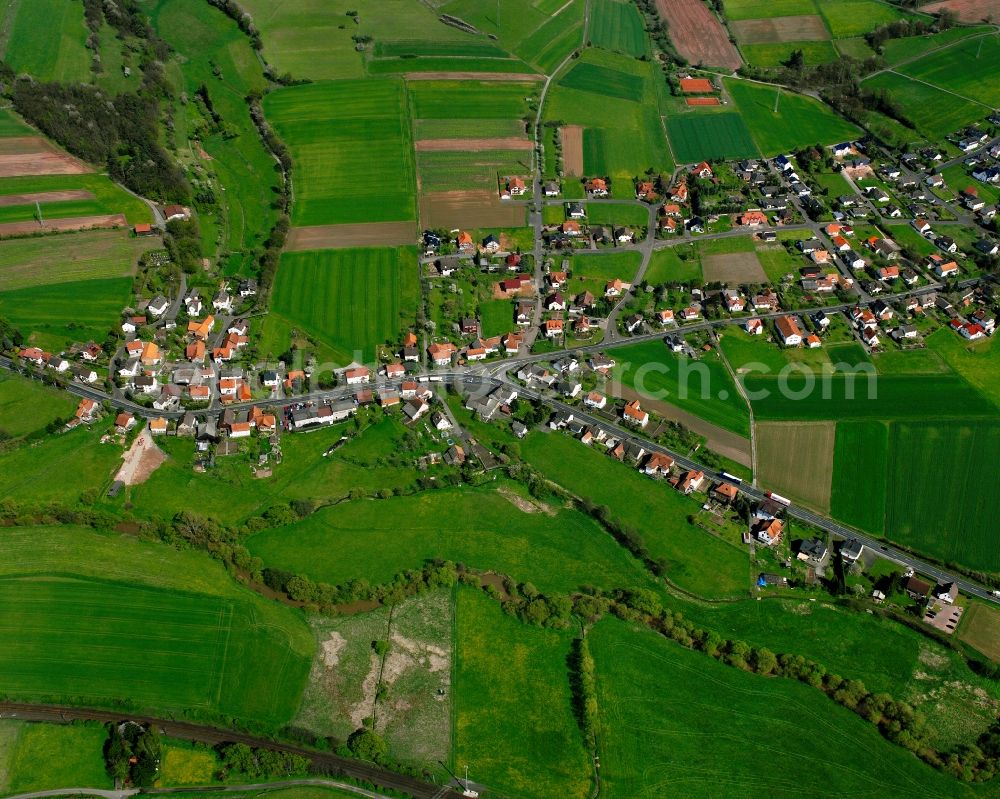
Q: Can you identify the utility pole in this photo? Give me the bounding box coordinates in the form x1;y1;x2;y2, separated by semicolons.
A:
773;88;780;114
35;200;42;226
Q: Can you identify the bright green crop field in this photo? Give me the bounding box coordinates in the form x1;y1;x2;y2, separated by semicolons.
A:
269;246;419;363
744;373;998;422
559;62;644;102
898;34;1000;109
264;79;417;226
886;421;1000;572
454;589;591;799
667;112;759;163
408;80;537;120
0;277;132;351
817;0;919;38
0;526;312;724
0;174;150;227
612;339;751;436
247;483;662;596
2;0;90;82
830;420;887;534
589;0;646;57
0;229;151;292
860;71;985;139
725;79;860;155
723;0;818;19
589;619;987;799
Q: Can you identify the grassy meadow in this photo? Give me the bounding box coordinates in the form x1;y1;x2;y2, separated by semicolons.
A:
0;526;312;724
589;0;647;57
521;431;751;599
454;589;591;799
830;420;888;534
1;0;90;82
264;79;417;226
247;482;662;596
612;339;751;436
0;371;76;439
269;246;419;363
590;619;989;799
725;79;861;155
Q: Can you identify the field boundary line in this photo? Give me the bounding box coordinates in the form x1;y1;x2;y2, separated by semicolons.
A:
213;602;235;707
884;68;996;110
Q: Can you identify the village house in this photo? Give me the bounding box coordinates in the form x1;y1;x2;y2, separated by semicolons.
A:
586;178;609;197
775;315;803;346
623;399;648;427
428;341;457;366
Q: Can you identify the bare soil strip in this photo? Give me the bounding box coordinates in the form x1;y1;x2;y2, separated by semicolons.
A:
404;71;544;81
655;0;742;70
756;421;835;512
560;125;584;177
0;136;63;155
115;428;167;486
732;15;830;44
414;137;532;152
703;251;768;284
419;190;527;229
0;189;95;206
285;221;417;251
615;385;753;467
0;213;126;238
921;0;1000;22
0;150;91;177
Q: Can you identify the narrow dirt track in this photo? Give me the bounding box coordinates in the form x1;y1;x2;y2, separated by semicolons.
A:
0;214;127;237
0;189;95;206
415;137;532;152
285;221;416;250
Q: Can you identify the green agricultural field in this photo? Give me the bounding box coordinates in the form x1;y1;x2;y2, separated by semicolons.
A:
612;339;751;436
368;56;534;75
454;589;591;799
860;72;984;139
0;108;32;137
0;277;132;351
744;372;997;422
886;421;1000;571
0;173;150;227
0;426;122;503
898;34;1000;109
583;203;648;227
830;420;887;534
881;26;992;66
151;0;279;258
417;149;531;193
545;52;671;178
559;62;644;102
2;0;90;82
414;118;527;139
5;723;109;793
568;251;641;297
0;526;312;724
645;247;702;284
817;0;919;38
927;328;1000;410
441;0;585;70
589;619;989;798
247;483;662;596
238;0;474;80
0;229;151;292
589;0;646;57
725;79;860;155
522;432;750;599
375;40;510;58
0;372;76;439
835;37;876;60
264;79;416;226
408;80;536;120
666;113;759;163
740;40;838;68
723;0;818;19
269;247;419;363
480;299;514;337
